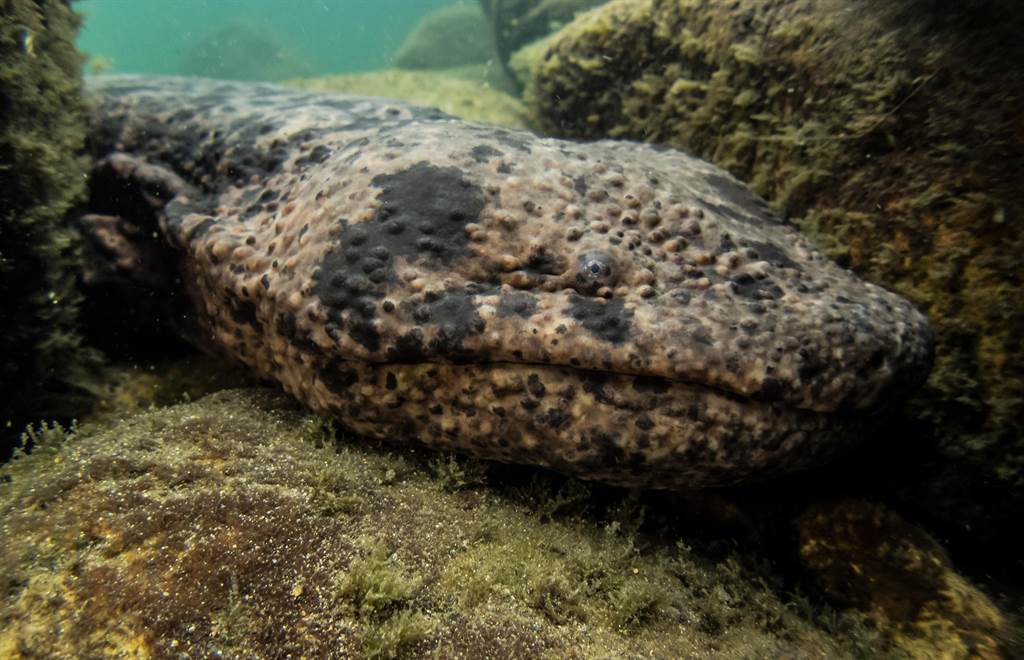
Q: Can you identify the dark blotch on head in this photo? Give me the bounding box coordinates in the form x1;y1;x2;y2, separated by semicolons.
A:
569;295;633;344
702;173;771;221
295;144;331;167
315;162;486;350
317;361;359;396
389;330;426;362
349;319;380;351
188;217;217;242
760;377;785;402
582;374;615;405
229;298;259;328
417;290;486;357
525;246;563;276
275;314;317;352
497;291;537;318
470;144;503;162
527;374;546;398
489;129;532;153
798;350;827;381
591;430;625;465
731;273;783;300
538;408;570;429
368;162;485;266
747;240;802;271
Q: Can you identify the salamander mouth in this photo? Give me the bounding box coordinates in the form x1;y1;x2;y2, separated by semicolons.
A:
314;357;862;489
488;359;841;416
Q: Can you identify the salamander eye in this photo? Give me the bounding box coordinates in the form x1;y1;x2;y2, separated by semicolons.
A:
574;251;618;294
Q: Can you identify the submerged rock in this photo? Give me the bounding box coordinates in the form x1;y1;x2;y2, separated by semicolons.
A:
518;0;1024;569
393;4;497;71
799;500;1015;658
179;22;311;81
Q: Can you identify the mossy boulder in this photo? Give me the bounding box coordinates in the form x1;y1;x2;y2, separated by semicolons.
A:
798;500;1017;658
393;4;497;71
519;0;1024;561
2;386;903;657
286;69;533;130
0;0;101;455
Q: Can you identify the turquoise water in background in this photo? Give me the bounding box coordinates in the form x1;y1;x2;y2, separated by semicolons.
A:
76;0;460;78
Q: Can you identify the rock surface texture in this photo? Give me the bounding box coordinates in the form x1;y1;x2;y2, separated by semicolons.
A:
84;75;932;489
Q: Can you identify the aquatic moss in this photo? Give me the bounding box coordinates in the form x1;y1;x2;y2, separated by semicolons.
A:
332;542;435;658
1;387;901;657
520;0;1024;562
333;543;423;620
361;609;434;660
0;0;101;456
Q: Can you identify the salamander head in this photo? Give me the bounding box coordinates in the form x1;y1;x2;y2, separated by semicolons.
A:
296;127;932;417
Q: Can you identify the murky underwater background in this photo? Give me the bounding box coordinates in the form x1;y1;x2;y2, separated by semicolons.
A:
76;0;462;78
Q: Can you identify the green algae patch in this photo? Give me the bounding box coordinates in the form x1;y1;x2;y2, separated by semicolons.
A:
286;69;533;130
520;0;1024;562
0;0;101;446
1;387;894;658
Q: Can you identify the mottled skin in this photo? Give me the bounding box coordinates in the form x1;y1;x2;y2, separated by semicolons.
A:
85;76;933;488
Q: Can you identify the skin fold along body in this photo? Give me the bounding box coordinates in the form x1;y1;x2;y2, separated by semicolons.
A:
83;76;934;489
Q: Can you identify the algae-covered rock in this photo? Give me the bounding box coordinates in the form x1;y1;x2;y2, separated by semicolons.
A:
0;0;101;454
798;500;1018;658
2;387;899;657
393;4;497;71
520;0;1024;561
179;22;311;81
286;69;533;129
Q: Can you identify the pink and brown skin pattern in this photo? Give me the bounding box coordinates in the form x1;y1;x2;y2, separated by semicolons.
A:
86;76;933;488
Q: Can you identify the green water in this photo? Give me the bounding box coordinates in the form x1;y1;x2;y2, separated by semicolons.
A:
76;0;461;79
